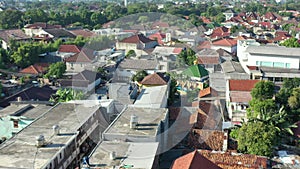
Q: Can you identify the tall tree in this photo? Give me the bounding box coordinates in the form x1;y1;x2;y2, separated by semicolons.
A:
238;121;277;157
44;62;66;79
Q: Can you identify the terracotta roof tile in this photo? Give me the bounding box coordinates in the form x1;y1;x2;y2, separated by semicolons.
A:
119;34;154;44
69;29;95;38
0;29;30;42
197;41;212;50
230;91;252;103
193;102;222;130
19;63;49;75
24;22;62;29
212;38;237;47
229;79;260;91
198;56;220;64
171;150;221;169
198;87;218;98
148;32;166;45
188;129;226;151
141;72;170;85
58;45;81;53
65;48;95;63
199;150;268;169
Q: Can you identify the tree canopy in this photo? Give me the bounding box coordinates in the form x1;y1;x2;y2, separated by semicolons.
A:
132;70;148;82
44;62;66;79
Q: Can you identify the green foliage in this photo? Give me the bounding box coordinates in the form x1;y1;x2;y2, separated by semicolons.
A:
230;127;239;139
247;99;277;119
0;48;8;69
186;88;199;103
44;62;66;79
132;70;148;82
126;50;136;58
288;88;300;109
50;88;84;103
238;121;277;157
177;48;196;66
251;81;275;100
214;13;225;24
280;37;300;48
0;10;23;29
10;43;42;68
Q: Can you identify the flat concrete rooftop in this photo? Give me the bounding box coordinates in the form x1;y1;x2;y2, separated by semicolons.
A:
104;106;167;138
0;103;101;169
89;141;159;169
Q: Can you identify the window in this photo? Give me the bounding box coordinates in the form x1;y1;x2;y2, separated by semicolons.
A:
286;63;291;68
231;105;234;111
273;62;285;68
256;61;261;66
261;61;272;67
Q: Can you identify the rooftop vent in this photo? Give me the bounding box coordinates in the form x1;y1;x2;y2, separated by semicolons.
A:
36;135;45;147
52;125;60;135
110;151;116;160
130;115;138;129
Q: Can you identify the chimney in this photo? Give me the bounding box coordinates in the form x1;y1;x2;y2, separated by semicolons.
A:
36;135;45;147
110;151;116;160
130;115;138;129
52;125;60;135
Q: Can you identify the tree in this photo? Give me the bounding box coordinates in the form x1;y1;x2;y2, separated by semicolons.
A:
238;121;277;157
132;70;148;82
50;88;84;103
10;43;42;68
177;48;196;66
125;50;136;58
251;81;275;100
90;12;107;26
0;48;8;69
215;13;225;24
44;62;66;79
247;99;277;119
281;37;300;48
288;88;300;109
0;10;23;29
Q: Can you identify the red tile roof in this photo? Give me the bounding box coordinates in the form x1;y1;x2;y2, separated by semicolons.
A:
65;48;95;63
119;34;155;44
212;38;237;47
230;91;252;103
173;48;183;54
58;45;81;53
188;129;225;151
24;22;62;29
0;29;30;42
148;32;166;45
199;150;268;169
198;87;218;98
69;29;95;38
171;150;221;169
198;56;220;65
229;80;260;91
193;102;222;130
141;72;170;85
197;41;212;50
19;63;49;75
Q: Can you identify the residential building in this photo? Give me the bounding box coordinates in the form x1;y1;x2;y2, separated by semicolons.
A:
102;106;168;151
134;85;169;108
0;29;30;50
65;48;96;72
114;59;159;82
0;103;52;142
211;38;237;53
237;39;300;80
0;102;110;169
171;150;221;169
19;63;49;76
226;79;260;124
56;44;81;60
171;150;268;169
140;72;170;87
182;64;209;82
88;141;159;169
116;34;158;56
196;48;221;73
24;22;62;37
223;9;236;21
58;70;102;93
0;85;56;108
